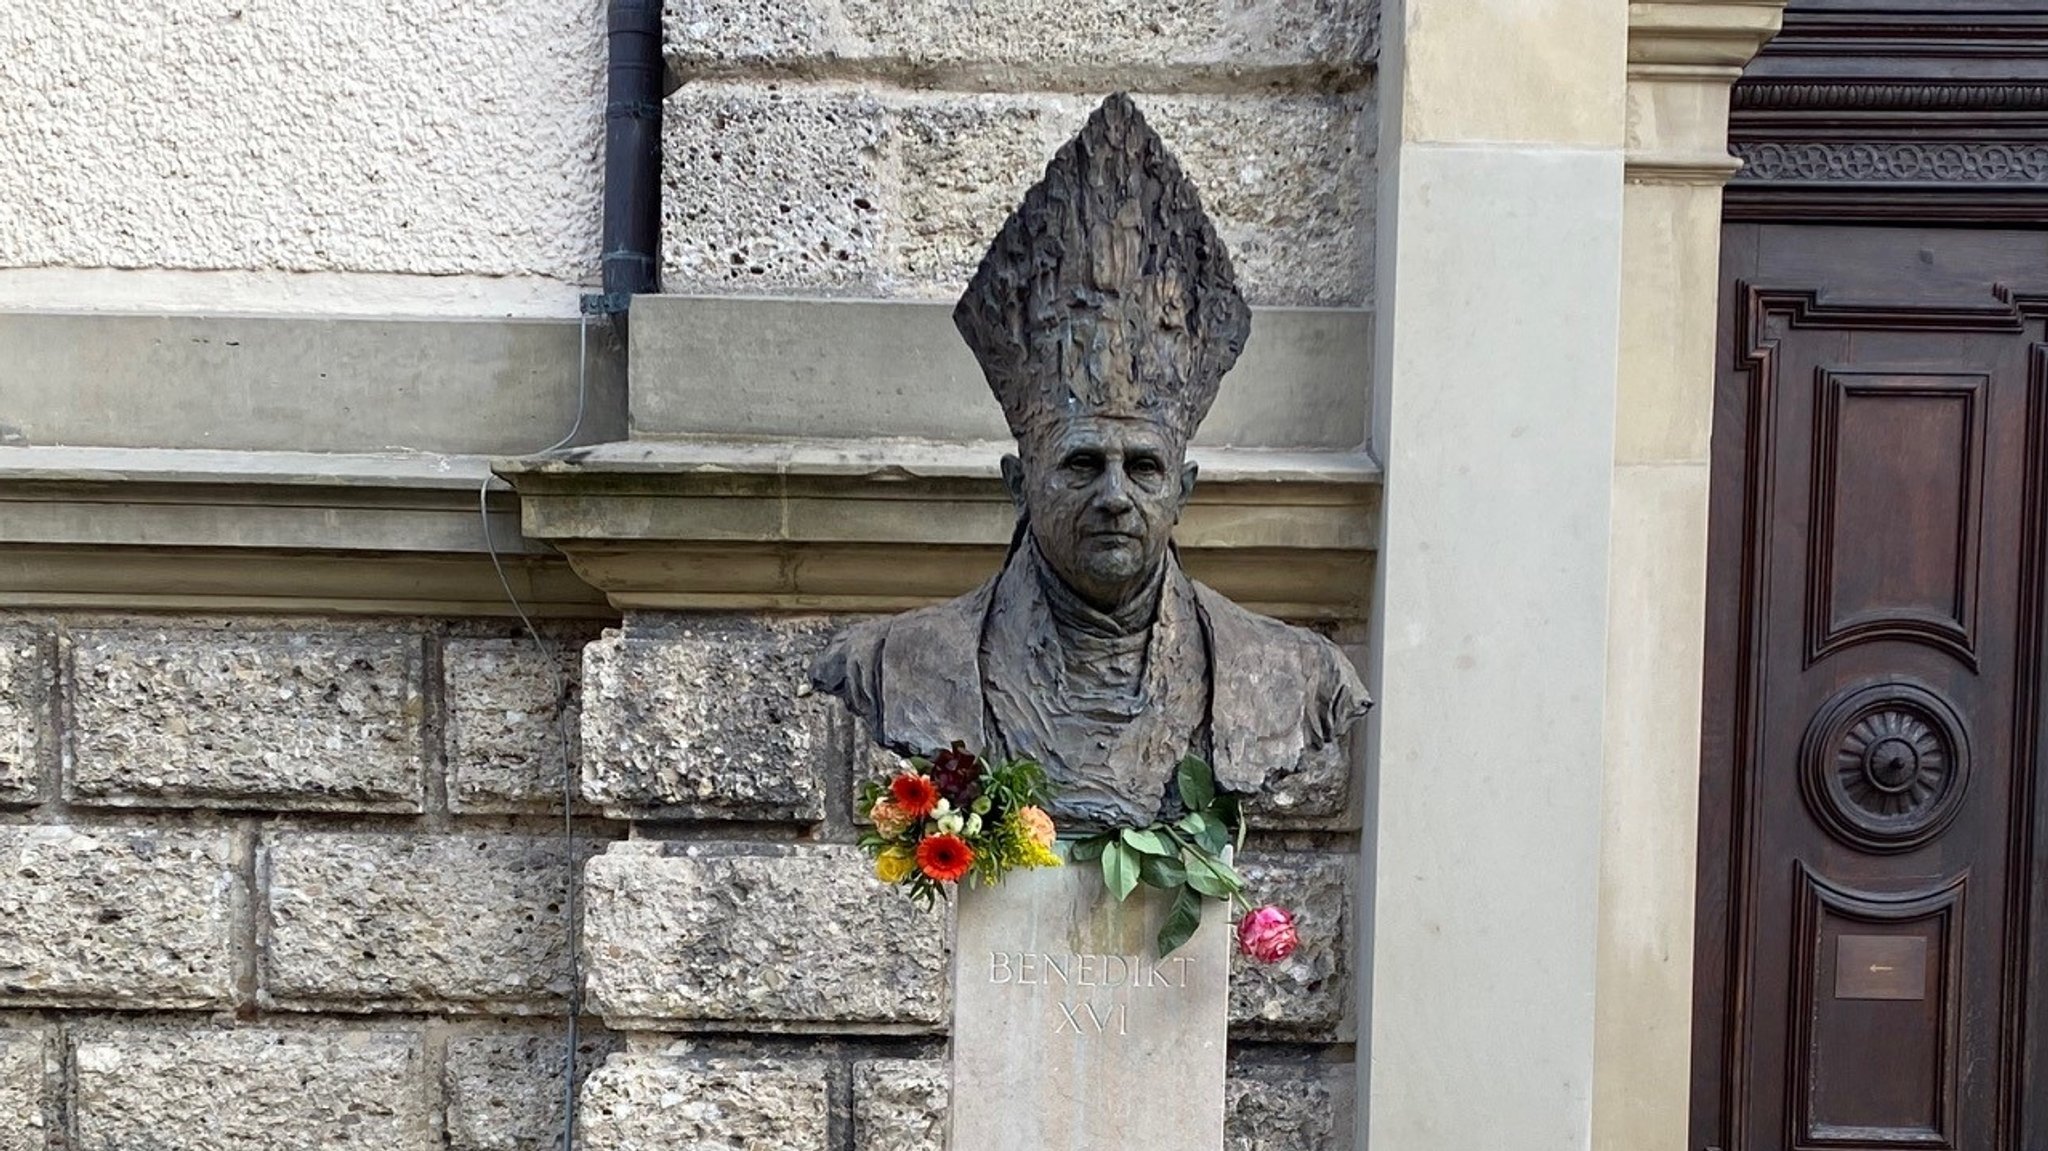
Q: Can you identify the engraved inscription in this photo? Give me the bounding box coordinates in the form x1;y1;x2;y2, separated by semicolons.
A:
989;951;1194;1036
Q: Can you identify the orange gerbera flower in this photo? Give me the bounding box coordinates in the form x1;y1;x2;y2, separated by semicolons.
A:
890;772;941;819
915;834;974;883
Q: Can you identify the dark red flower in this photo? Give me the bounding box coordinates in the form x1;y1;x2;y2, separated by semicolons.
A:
916;834;975;883
929;742;984;806
890;772;941;820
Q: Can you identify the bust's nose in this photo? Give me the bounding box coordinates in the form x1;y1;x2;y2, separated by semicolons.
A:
1093;471;1135;515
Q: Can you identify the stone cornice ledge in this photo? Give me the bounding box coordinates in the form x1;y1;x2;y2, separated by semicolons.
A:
0;446;611;617
497;439;1382;620
1629;0;1787;75
1625;0;1788;184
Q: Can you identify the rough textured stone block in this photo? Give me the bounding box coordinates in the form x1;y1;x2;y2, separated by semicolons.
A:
660;88;887;293
262;832;584;1014
853;1058;946;1151
444;638;583;814
0;1029;50;1151
444;1026;620;1151
662;88;1373;306
0;827;236;1008
1143;93;1374;308
844;1056;1357;1151
1245;738;1356;826
0;632;47;806
582;842;947;1030
576;1054;832;1151
1230;853;1354;1040
72;1027;431;1151
664;0;1379;83
69;629;425;812
1227;1062;1357;1151
580;618;835;822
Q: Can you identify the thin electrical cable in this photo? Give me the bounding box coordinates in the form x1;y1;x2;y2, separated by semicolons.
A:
478;310;592;1151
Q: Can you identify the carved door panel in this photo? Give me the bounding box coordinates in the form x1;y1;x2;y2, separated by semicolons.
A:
1693;224;2048;1151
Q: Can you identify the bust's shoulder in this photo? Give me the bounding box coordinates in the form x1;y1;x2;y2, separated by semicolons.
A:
1189;579;1371;789
809;578;997;751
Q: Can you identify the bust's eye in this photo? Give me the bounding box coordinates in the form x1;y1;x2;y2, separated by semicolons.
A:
1062;451;1104;473
1127;455;1163;477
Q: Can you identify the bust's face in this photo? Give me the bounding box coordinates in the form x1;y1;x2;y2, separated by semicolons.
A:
1003;416;1198;611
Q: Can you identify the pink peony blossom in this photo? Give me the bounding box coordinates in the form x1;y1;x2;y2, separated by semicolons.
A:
1237;905;1299;964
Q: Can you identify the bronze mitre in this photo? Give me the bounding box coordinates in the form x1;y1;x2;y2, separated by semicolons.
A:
811;93;1370;830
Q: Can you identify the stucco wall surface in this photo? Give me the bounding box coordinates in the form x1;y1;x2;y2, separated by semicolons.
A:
0;0;604;285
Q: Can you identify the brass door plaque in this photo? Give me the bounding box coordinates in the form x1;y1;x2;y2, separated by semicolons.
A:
1835;935;1928;1001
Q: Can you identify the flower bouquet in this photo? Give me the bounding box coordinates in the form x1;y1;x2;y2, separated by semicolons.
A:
1072;754;1300;964
858;743;1061;907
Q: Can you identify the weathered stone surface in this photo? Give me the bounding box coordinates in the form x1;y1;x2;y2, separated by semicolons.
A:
0;1028;50;1151
580;618;835;822
1226;1061;1356;1151
0;827;236;1008
582;842;947;1030
0;632;47;806
1245;738;1356;826
575;1054;832;1151
262;832;584;1013
69;629;425;812
663;0;1380;82
1144;94;1374;309
444;1026;620;1151
660;89;1373;306
852;1058;946;1151
1230;853;1354;1040
844;1056;1359;1151
72;1027;431;1151
660;88;887;293
444;638;583;813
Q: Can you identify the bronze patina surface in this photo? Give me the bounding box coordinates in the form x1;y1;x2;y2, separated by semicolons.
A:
812;94;1369;830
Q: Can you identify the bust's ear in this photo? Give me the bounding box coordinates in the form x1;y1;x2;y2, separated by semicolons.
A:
1176;460;1199;518
1000;454;1027;513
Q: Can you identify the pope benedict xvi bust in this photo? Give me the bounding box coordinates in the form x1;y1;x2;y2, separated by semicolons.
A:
811;94;1369;832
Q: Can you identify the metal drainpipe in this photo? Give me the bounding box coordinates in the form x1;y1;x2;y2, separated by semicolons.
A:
585;0;663;320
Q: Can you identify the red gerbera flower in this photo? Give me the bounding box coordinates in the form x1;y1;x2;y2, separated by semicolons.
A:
915;834;974;883
890;772;941;820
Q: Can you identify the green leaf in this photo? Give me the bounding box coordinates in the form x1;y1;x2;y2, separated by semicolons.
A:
1156;885;1204;958
1185;858;1234;899
1182;849;1244;900
1176;755;1216;812
1102;842;1141;901
1069;837;1109;863
1137;853;1188;890
1119;827;1175;857
1192;815;1229;855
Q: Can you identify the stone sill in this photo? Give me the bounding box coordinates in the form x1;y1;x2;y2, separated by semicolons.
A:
498;439;1381;619
0;446;611;617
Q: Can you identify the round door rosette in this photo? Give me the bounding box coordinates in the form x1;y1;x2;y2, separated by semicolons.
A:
1799;681;1972;853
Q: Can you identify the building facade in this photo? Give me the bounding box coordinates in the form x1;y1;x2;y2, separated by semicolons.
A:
6;1;2043;1149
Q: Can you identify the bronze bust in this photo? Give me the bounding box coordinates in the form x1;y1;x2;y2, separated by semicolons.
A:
812;94;1370;830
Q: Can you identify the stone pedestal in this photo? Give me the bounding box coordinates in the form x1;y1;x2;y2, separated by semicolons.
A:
948;859;1228;1151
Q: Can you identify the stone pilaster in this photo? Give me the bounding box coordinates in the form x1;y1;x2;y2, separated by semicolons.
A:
1595;5;1785;1151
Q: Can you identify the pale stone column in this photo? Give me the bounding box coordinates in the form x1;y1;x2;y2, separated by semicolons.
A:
1594;5;1782;1150
1363;1;1630;1148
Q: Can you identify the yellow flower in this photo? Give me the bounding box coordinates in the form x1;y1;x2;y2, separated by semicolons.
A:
875;846;917;884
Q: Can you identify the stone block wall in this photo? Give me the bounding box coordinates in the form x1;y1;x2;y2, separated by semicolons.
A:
575;614;1364;1150
0;612;615;1151
658;0;1380;306
0;608;1359;1148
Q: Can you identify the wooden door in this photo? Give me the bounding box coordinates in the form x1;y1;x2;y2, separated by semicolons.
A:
1693;223;2048;1151
1694;6;2048;1149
